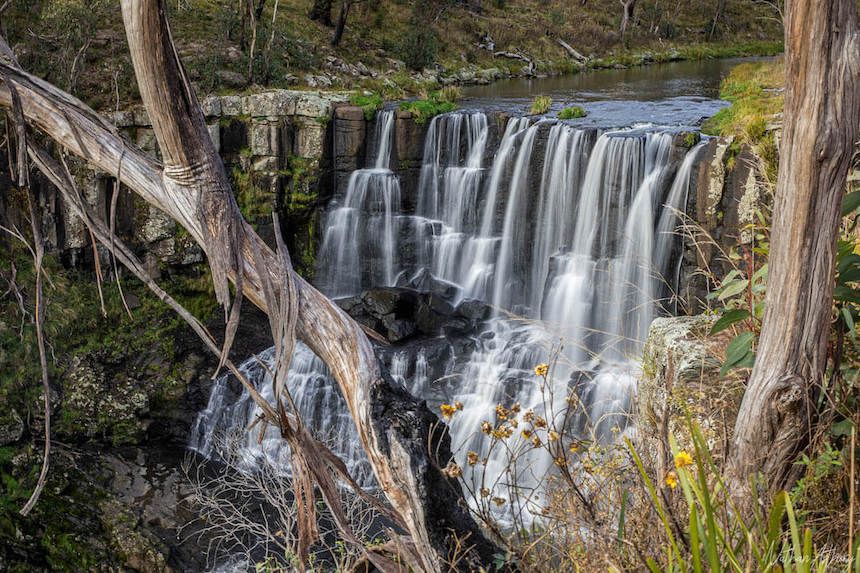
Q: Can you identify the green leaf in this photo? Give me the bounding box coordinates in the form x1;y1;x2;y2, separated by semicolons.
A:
718;279;749;301
843;307;856;336
710;308;751;335
831;419;854;437
720;331;755;377
842;190;860;216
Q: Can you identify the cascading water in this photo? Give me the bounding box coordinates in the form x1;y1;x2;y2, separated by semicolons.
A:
317;110;400;297
191;109;707;522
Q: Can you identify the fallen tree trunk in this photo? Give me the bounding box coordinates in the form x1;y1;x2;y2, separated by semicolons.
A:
0;0;499;569
554;37;587;64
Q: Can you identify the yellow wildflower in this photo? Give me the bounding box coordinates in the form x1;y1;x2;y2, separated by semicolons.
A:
521;429;533;439
466;451;479;465
492;497;506;507
547;430;560;442
674;450;693;469
534;416;547;429
440;403;458;419
481;421;493;434
553;457;566;468
665;470;679;489
569;441;580;453
510;402;522;414
531;435;542;448
442;461;463;478
523;409;535;423
534;363;549;377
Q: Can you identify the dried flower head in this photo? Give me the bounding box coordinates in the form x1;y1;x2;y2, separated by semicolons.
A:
467;451;479;465
534;363;549;377
440;403;458;419
442;461;463;478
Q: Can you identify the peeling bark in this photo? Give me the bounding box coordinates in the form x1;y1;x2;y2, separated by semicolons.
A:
0;0;498;569
730;0;860;493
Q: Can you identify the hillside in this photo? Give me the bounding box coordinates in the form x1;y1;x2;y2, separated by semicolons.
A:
1;0;783;109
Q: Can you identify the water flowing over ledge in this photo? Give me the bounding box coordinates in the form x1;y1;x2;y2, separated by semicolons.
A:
191;108;707;522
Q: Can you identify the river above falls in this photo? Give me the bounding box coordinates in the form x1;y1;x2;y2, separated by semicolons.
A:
461;56;771;127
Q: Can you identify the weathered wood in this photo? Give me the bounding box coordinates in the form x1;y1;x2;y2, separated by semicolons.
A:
730;0;860;491
555;37;587;64
0;1;499;569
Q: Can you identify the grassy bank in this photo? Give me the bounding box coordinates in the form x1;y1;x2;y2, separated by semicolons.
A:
0;0;783;109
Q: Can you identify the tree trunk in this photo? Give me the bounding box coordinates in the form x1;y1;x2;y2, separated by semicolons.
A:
0;0;499;569
730;0;860;492
620;0;637;43
331;0;351;47
310;0;334;27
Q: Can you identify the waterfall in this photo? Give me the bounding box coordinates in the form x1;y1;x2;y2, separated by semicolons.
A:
317;110;400;297
188;344;375;487
191;111;708;524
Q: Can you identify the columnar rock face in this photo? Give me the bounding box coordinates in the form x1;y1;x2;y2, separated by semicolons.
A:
680;134;773;310
3;94;529;282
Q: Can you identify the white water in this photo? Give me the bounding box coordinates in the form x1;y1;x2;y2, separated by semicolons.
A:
191;111;707;521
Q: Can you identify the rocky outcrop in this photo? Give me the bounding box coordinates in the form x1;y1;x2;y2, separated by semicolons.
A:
337;286;490;343
636;315;743;472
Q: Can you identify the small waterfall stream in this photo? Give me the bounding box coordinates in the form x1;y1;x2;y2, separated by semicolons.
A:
191;109;707;521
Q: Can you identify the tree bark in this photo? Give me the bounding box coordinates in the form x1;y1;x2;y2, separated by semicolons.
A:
730;0;860;492
331;0;351;47
619;0;637;43
0;0;498;569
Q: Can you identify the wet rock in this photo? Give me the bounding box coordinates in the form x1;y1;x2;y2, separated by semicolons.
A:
396;268;458;299
338;287;490;342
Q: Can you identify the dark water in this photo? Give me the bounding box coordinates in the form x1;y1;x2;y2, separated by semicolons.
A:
461;57;770;128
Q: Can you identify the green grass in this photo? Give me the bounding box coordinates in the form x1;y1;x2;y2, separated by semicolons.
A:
350;92;384;120
558;106;587;120
399;88;459;124
529;95;552;115
701;60;784;143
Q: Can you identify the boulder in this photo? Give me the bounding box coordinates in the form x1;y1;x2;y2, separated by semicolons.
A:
636;315;742;473
337;287;490;342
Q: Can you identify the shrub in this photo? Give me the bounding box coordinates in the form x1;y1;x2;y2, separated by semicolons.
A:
399;1;439;71
399;97;457;125
529;95;552;115
435;85;462;103
558;106;587;120
350;92;384;120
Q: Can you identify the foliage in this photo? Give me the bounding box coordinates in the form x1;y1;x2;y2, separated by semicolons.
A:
702;61;785;144
350;92;384;120
399;89;458;124
399;0;439;71
529;95;552;115
627;422;858;572
558;106;587;120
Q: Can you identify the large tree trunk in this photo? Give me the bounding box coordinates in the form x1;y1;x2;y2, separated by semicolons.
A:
0;0;498;569
730;0;860;492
